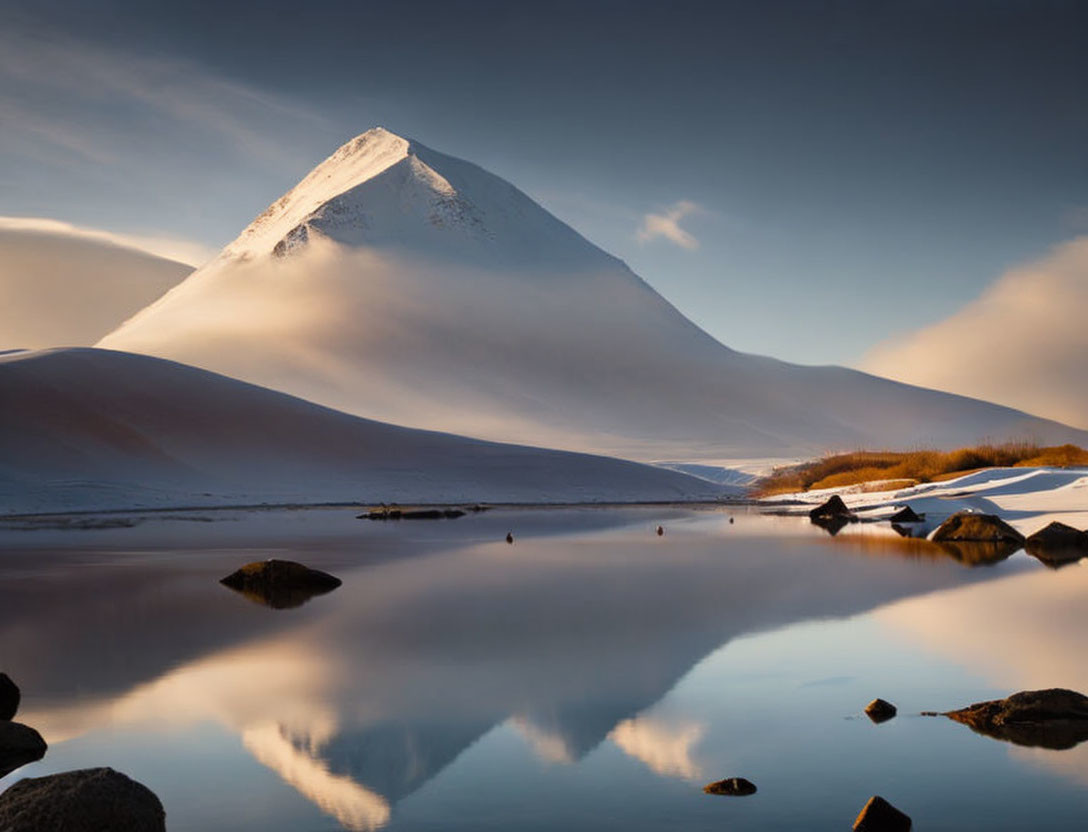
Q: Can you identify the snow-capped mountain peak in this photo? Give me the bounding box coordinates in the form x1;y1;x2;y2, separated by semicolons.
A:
99;130;1088;461
223;126;609;266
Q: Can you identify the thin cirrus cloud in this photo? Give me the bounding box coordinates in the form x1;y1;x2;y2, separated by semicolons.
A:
636;200;700;250
0;25;322;168
861;236;1088;429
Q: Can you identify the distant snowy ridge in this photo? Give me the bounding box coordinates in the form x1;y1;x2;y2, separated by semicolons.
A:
100;128;1088;460
0;348;731;514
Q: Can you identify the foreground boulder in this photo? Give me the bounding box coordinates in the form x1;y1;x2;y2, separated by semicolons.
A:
0;673;18;720
853;795;911;831
1025;522;1088;567
930;512;1024;544
703;777;757;796
865;698;897;723
929;688;1088;749
0;722;47;779
0;767;165;831
220;559;342;610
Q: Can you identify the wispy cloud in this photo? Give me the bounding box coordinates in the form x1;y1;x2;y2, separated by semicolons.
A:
0;216;214;266
0;24;329;174
636;200;700;250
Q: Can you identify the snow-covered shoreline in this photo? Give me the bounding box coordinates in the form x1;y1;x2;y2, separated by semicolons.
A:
763;466;1088;538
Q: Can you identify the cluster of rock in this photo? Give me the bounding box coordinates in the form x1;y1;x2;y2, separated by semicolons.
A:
808;498;1088;568
703;687;1088;827
0;673;165;830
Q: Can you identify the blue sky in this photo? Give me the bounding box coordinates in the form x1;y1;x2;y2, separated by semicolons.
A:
2;0;1086;365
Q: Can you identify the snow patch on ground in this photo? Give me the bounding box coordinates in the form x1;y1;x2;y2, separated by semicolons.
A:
765;466;1088;536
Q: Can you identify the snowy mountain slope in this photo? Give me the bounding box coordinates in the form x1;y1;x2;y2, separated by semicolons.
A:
99;128;1088;460
0;348;728;514
0;224;191;351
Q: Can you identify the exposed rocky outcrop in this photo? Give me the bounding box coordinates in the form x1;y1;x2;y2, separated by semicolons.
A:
219;559;342;610
930;512;1024;544
928;688;1088;749
1025;522;1088;568
0;767;165;831
0;722;46;779
703;776;757;796
853;795;911;831
0;673;18;721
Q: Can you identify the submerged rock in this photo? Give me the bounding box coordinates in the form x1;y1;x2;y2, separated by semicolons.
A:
853;795;911;831
0;767;165;831
0;673;18;720
887;506;923;523
930;688;1088;749
703;777;757;796
219;559;342;610
1025;522;1088;568
0;722;47;779
930;512;1024;544
865;698;898;723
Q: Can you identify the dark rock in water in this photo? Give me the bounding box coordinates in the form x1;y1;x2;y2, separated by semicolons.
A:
0;673;19;720
703;777;757;796
853;795;911;831
865;698;898;723
931;512;1024;544
933;539;1020;567
0;767;165;831
888;506;923;523
0;722;47;779
506;532;514;544
931;688;1088;750
1025;522;1088;568
220;559;342;610
362;506;465;520
809;494;853;520
656;525;664;536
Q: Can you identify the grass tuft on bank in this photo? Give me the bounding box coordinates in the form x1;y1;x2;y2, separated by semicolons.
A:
754;443;1088;496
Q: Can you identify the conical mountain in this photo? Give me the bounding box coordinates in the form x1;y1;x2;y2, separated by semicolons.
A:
100;128;1088;460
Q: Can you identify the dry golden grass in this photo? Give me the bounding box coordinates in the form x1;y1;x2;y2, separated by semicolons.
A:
754;443;1088;496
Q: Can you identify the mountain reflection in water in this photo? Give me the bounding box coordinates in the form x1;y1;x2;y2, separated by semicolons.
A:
0;508;1080;830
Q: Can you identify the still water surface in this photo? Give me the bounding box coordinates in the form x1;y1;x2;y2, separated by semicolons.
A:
2;507;1087;830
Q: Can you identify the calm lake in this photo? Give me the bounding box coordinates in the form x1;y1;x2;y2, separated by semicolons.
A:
2;506;1087;830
